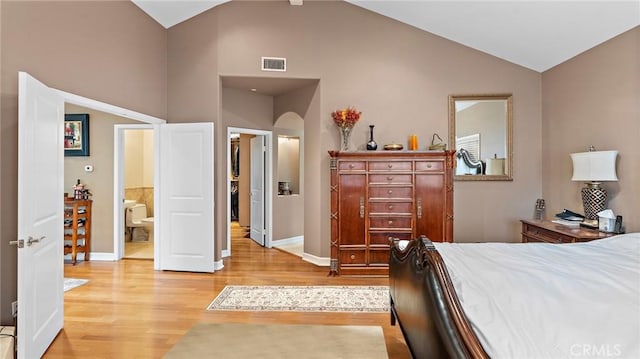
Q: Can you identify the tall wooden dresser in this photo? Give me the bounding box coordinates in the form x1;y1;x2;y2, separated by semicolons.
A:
329;151;455;276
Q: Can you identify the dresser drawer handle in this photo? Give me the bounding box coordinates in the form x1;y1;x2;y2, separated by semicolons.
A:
387;176;394;181
427;164;432;168
387;190;393;195
388;205;394;210
387;164;393;168
349;164;354;169
350;254;355;260
388;220;393;225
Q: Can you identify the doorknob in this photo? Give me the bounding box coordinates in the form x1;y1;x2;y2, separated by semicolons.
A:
9;239;24;248
27;236;45;246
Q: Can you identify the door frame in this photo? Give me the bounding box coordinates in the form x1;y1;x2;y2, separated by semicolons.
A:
225;127;273;257
113;124;156;261
54;90;165;266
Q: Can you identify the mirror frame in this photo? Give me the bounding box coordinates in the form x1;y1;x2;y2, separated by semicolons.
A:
448;94;513;181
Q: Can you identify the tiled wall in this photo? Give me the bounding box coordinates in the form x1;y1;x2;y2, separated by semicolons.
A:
125;187;154;217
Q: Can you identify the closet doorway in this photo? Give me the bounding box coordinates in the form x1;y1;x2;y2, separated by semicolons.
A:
225;127;273;257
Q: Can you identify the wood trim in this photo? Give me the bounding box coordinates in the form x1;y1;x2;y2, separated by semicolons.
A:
389;236;489;358
329;151;455;276
422;238;488;358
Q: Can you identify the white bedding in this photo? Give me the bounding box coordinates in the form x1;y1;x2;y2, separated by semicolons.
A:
434;233;640;359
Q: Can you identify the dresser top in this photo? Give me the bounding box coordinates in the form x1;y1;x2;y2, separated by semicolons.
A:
521;219;615;240
328;150;455;158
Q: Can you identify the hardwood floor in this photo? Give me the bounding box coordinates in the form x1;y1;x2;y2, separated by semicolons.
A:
44;228;411;358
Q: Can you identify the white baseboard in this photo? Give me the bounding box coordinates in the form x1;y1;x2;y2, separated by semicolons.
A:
89;252;117;261
271;235;303;247
64;252;117;262
221;249;230;258
302;253;330;267
214;259;225;271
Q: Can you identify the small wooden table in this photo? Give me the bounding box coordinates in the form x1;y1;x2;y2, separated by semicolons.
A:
521;219;615;244
64;198;92;264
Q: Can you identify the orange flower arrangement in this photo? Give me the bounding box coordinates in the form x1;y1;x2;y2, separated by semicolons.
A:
331;107;362;128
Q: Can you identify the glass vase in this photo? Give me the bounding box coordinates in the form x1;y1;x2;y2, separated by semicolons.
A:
340;126;353;151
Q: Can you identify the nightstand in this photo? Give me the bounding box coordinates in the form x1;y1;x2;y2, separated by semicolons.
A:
521;219;615;243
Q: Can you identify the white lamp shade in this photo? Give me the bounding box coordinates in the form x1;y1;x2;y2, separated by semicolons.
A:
570;150;618;181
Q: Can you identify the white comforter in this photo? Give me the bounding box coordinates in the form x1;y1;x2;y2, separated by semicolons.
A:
434;233;640;359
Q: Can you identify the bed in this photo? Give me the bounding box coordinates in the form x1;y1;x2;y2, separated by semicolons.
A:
389;233;640;359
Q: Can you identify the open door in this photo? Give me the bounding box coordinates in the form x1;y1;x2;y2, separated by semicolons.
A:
157;123;215;272
15;72;64;358
250;136;265;246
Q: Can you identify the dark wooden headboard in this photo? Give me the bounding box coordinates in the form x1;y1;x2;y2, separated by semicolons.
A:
389;236;489;359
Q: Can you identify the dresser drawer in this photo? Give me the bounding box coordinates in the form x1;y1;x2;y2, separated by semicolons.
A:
369;174;413;185
369;231;413;245
369;161;412;171
369;186;412;200
339;249;366;265
369;202;412;215
369;249;390;266
369;217;412;230
415;161;444;172
523;224;574;243
338;161;366;171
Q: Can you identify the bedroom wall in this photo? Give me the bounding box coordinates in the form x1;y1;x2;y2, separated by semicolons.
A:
64;105;138;253
0;1;167;324
166;0;542;260
542;26;639;233
222;87;274;228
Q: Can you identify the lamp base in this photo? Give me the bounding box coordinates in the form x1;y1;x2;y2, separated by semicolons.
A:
581;183;606;221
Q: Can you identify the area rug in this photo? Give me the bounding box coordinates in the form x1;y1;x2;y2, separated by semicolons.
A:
207;285;389;312
163;323;388;359
63;278;89;292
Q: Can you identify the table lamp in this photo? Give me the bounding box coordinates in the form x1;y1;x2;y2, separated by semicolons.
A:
570;147;618;225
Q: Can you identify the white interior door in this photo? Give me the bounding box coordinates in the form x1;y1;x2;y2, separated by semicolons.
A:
250;136;265;246
16;72;64;358
158;123;214;272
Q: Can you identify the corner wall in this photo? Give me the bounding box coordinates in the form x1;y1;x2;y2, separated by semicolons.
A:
167;1;542;257
542;27;639;232
0;1;167;324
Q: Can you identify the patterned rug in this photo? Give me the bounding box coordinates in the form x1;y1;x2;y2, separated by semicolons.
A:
64;278;89;292
207;285;389;312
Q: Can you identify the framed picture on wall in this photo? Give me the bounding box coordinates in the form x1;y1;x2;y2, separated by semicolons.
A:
64;114;90;157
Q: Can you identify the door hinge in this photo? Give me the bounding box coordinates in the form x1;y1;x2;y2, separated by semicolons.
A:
11;301;17;318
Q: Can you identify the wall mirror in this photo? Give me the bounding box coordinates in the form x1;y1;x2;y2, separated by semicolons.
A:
449;94;513;181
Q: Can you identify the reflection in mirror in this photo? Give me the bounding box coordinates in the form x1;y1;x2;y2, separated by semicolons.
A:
277;135;300;195
449;94;513;181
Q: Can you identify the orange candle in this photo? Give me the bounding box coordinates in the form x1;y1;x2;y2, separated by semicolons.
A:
409;135;418;150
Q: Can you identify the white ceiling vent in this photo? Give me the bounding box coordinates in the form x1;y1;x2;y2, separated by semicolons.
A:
261;57;286;72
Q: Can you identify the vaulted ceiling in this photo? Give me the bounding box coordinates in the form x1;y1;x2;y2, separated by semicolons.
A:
131;0;639;72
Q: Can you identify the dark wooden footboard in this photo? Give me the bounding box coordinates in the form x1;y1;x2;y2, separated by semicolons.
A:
389;236;489;359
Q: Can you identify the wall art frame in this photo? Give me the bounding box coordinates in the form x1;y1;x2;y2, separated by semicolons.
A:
64;114;90;157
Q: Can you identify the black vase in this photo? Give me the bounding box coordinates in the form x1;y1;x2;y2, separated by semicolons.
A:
367;125;378;150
